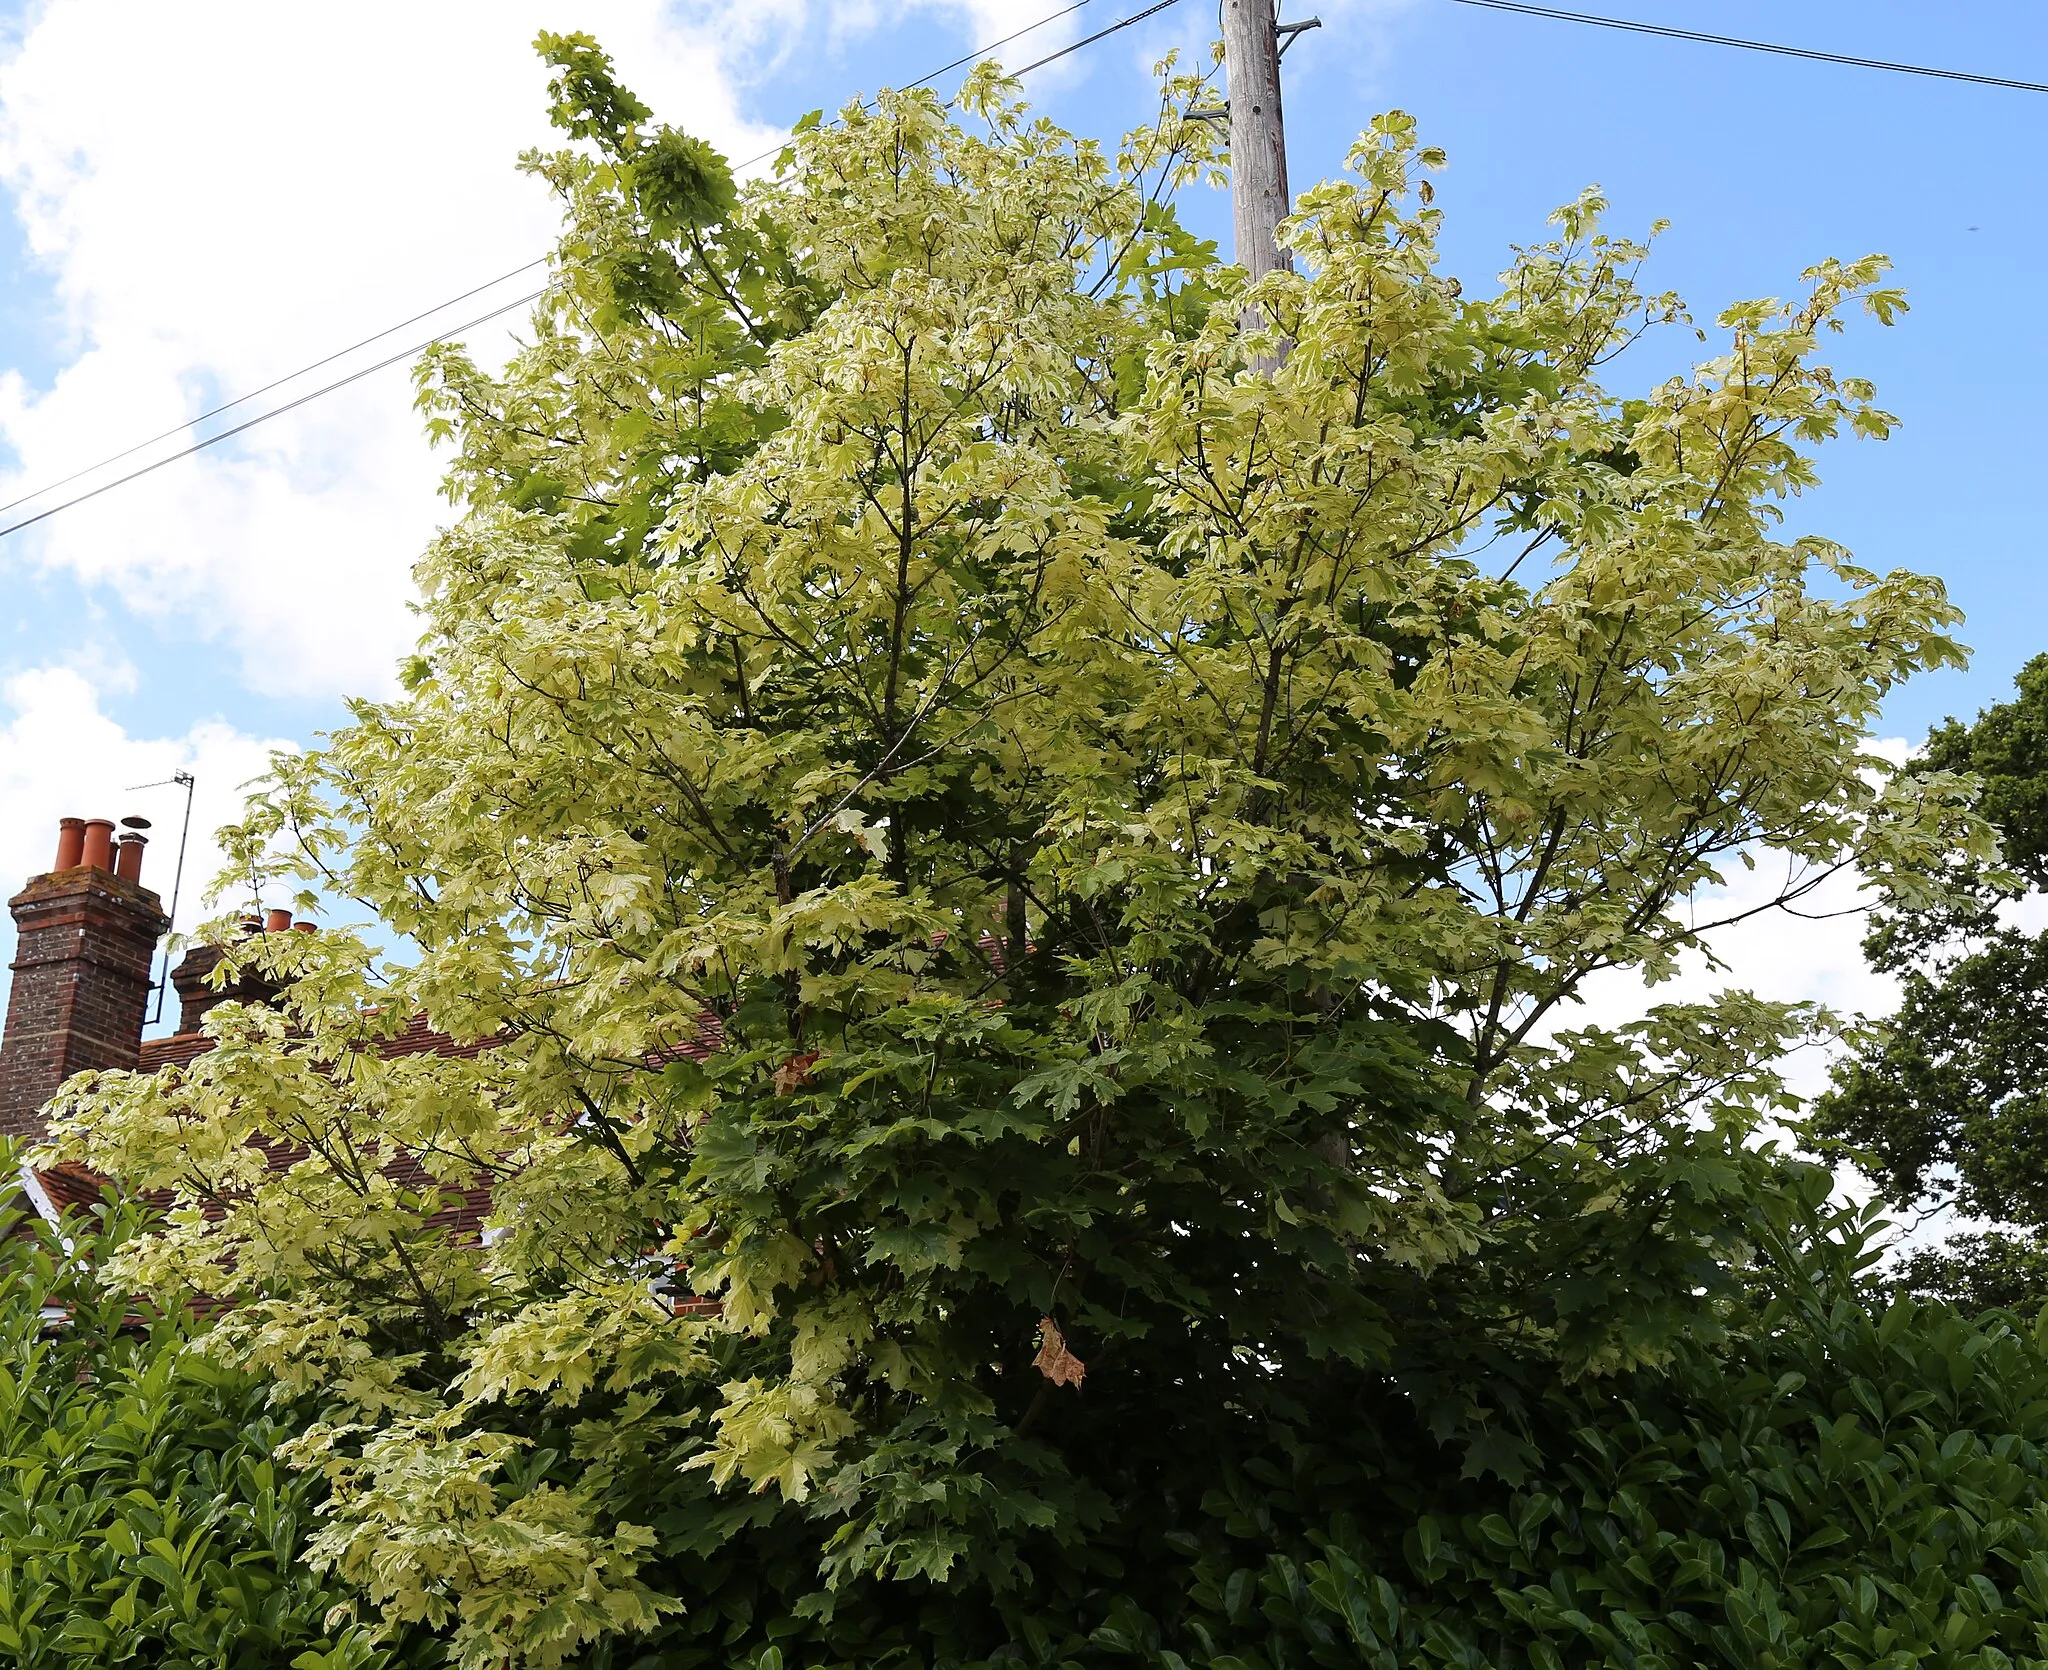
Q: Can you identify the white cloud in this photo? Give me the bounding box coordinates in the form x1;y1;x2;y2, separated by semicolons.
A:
1564;748;1918;1105
1537;739;2027;1259
0;1;787;699
0;663;293;1011
0;0;1417;708
1532;816;1925;1251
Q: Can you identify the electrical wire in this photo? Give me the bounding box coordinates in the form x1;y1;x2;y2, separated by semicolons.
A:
1010;0;1188;80
10;0;2040;548
0;255;548;524
720;0;1105;176
908;0;1102;92
0;289;542;542
725;0;1188;166
0;0;1192;543
1449;0;2048;95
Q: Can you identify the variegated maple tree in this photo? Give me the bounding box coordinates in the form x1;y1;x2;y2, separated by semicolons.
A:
43;33;1985;1670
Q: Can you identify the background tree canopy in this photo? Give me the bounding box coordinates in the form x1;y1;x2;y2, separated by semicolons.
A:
33;32;2022;1670
1822;652;2048;1308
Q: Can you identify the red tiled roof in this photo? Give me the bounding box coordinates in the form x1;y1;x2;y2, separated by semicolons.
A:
33;1161;107;1214
372;1012;502;1061
136;1032;219;1071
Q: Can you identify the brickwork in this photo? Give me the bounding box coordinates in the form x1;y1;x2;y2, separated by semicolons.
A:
1;868;725;1267
167;942;280;1036
0;866;168;1142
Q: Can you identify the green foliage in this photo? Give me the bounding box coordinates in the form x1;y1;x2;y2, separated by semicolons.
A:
1893;1228;2048;1312
1824;653;2048;1236
1925;653;2048;889
535;31;652;150
0;1175;406;1668
42;36;1991;1670
1826;928;2048;1223
465;1147;2048;1670
1152;1195;2048;1670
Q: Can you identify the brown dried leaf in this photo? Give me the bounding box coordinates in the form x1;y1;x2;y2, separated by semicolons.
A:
1033;1315;1086;1388
772;1051;821;1096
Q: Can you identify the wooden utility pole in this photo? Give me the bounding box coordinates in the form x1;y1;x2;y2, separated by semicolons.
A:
1220;0;1291;287
1222;0;1317;370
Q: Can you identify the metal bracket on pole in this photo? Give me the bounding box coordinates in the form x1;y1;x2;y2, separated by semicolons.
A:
1276;16;1322;57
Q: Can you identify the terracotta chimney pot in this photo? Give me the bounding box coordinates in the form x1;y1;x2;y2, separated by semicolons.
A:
292;920;316;933
53;818;85;871
80;819;115;872
113;833;146;884
265;908;293;934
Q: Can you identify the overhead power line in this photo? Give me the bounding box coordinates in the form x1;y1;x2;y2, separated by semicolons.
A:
0;255;548;525
1010;0;1188;79
723;0;1106;175
1450;0;2048;95
7;0;2039;550
731;0;1189;167
0;0;1192;543
908;0;1100;91
0;290;542;542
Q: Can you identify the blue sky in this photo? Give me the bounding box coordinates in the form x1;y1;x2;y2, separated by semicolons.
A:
0;0;2039;1034
5;1;2042;739
701;0;2048;741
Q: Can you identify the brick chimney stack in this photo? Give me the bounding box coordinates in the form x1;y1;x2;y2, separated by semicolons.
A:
169;927;284;1036
0;817;169;1141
